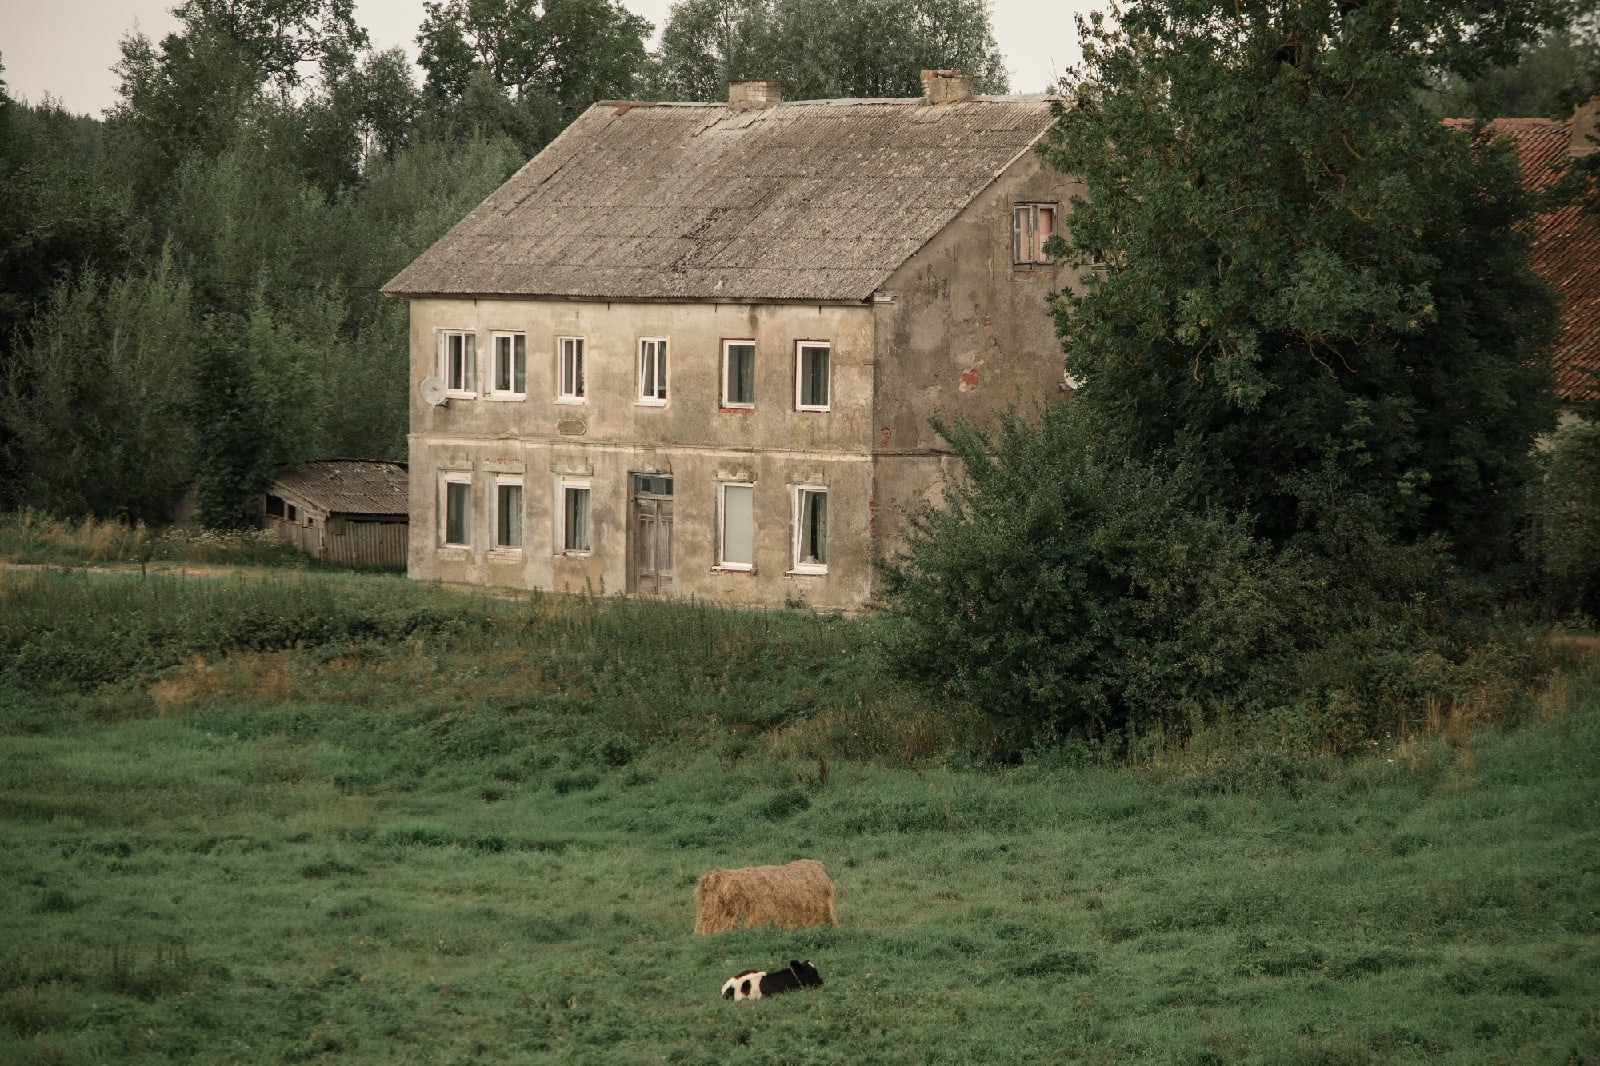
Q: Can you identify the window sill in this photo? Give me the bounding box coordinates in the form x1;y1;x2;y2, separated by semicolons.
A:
554;397;587;406
635;398;668;408
720;404;754;413
712;564;754;574
555;550;592;558
487;393;526;402
488;548;524;558
786;565;828;577
443;392;477;401
438;544;471;553
795;406;831;414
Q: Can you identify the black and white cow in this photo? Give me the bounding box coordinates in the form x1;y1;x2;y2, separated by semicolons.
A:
721;960;823;1000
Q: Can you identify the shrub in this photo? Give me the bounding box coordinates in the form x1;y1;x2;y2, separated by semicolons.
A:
879;403;1302;750
881;403;1542;755
1525;421;1600;620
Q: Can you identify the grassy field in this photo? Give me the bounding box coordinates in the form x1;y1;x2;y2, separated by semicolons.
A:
2;566;1598;1064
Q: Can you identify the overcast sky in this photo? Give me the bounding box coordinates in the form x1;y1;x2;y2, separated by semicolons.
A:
0;0;1101;117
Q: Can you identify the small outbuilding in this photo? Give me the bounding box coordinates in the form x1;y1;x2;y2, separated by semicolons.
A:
262;459;409;569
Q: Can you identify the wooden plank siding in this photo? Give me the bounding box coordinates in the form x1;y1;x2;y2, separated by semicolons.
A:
324;517;407;569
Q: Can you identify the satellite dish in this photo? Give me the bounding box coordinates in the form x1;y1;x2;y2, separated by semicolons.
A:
419;376;448;407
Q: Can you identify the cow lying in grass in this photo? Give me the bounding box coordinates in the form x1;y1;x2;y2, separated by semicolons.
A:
721;960;823;1000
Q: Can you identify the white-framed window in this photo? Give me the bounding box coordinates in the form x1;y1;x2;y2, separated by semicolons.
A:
791;485;827;574
440;330;477;396
796;342;830;411
441;473;472;547
490;332;526;398
1013;202;1057;265
557;479;591;554
557;336;585;402
723;340;755;408
493;476;523;551
719;482;754;570
637;337;668;404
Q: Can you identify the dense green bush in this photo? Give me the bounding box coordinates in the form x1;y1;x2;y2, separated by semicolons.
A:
1526;421;1600;620
880;403;1544;754
879;404;1304;749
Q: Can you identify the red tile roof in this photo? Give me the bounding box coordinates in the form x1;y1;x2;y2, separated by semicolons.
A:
1451;117;1600;405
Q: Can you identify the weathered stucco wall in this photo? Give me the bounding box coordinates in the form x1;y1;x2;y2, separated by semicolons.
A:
869;151;1085;557
406;298;877;609
403;151;1085;609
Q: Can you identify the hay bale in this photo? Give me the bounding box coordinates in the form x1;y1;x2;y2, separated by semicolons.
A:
693;859;837;935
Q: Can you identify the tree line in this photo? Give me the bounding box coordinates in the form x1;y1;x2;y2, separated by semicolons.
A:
0;0;1009;526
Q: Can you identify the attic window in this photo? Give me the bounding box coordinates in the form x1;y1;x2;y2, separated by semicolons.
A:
1013;203;1057;265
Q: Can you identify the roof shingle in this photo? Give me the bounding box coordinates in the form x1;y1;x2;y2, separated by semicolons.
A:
1454;117;1600;405
272;460;409;517
383;96;1058;305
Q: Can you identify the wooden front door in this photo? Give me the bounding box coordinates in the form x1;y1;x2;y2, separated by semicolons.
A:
630;474;673;595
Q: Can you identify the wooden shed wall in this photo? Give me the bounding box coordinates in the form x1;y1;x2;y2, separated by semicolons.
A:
324;516;407;569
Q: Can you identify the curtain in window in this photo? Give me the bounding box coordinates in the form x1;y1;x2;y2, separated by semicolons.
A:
726;343;754;404
446;481;470;545
799;489;826;565
565;487;590;551
800;345;829;406
497;484;522;547
722;484;753;566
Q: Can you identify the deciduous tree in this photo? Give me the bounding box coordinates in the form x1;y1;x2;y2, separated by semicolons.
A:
651;0;1008;101
1045;0;1562;565
418;0;651;152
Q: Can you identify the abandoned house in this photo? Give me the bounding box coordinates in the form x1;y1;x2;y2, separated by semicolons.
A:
262;459;410;568
383;72;1083;610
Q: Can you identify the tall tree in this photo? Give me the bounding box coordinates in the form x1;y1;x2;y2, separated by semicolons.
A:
652;0;774;101
0;66;134;359
1424;10;1600;118
651;0;1008;101
418;0;651;153
1044;0;1562;565
0;255;198;522
106;0;368;225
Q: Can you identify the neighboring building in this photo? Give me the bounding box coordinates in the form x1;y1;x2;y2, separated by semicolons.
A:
263;459;409;569
1453;98;1600;418
384;72;1083;610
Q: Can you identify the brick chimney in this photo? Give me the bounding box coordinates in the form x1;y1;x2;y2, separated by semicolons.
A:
729;80;782;108
1571;95;1599;159
921;69;975;105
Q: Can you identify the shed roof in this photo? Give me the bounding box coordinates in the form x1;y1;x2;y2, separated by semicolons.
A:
271;459;409;517
383;95;1058;305
1451;117;1600;405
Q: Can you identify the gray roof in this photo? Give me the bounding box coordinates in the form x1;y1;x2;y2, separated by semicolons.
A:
383;95;1058;304
271;460;409;516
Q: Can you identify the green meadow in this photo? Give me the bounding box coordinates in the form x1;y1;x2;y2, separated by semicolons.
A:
2;565;1598;1064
